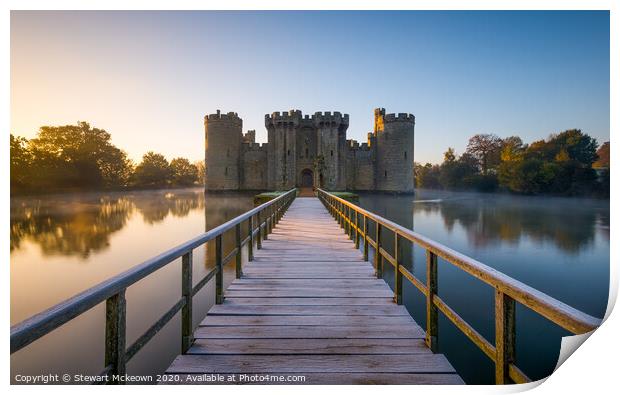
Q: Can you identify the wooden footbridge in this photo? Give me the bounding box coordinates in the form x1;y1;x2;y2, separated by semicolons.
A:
11;189;601;385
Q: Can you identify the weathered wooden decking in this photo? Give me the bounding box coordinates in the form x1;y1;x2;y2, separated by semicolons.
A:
164;197;463;384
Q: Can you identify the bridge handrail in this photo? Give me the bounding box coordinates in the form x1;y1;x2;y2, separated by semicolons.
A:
317;188;602;384
10;188;297;384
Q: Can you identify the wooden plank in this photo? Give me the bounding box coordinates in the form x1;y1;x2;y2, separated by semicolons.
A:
223;297;394;306
161;373;464;385
241;273;377;279
193;325;424;339
165;354;455;373
225;289;393;298
201;314;414;326
227;284;391;291
187;338;430;355
208;304;411;316
231;279;386;286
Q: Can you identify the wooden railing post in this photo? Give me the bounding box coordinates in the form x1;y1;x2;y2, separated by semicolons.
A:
375;223;383;278
394;235;402;304
105;290;126;384
426;250;438;352
256;212;262;249
495;290;516;384
215;235;223;304
354;211;360;249
181;251;193;353
248;216;254;261
264;207;270;240
363;215;368;261
235;223;242;279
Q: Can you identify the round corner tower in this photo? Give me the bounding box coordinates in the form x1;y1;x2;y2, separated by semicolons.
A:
204;110;242;190
374;109;415;193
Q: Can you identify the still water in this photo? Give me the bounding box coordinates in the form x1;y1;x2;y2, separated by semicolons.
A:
10;188;609;384
358;189;609;384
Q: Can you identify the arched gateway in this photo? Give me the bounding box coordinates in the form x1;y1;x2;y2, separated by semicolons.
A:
300;169;313;188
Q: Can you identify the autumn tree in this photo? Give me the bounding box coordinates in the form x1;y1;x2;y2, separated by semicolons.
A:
133;152;172;187
465;134;503;174
170;157;199;186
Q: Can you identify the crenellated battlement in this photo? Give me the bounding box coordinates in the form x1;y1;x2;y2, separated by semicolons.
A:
205;110;242;125
265;109;304;127
312;111;349;126
383;112;416;124
243;141;268;151
347;139;372;151
265;109;350;128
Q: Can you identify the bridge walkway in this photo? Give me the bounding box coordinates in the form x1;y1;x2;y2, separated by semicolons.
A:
164;197;463;384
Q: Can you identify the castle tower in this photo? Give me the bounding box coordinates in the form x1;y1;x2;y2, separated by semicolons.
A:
374;108;415;192
265;110;302;190
313;112;349;190
204;110;242;190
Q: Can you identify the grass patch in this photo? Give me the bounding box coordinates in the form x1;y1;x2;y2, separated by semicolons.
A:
254;190;292;205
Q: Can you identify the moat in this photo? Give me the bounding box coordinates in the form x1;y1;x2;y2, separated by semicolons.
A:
10;188;609;384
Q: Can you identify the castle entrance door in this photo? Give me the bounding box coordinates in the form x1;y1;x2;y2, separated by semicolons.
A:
300;169;314;197
301;169;313;188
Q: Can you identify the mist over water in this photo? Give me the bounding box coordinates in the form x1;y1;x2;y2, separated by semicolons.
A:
10;188;609;384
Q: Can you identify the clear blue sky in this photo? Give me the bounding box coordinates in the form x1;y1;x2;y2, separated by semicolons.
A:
11;11;610;164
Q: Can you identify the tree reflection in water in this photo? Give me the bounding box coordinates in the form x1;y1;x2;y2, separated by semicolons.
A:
360;189;609;255
10;189;206;258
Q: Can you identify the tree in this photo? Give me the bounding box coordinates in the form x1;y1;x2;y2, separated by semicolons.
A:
593;141;610;169
133;152;172;187
466;134;503;174
439;151;478;189
415;162;441;189
11;122;133;191
170;157;199;186
10;134;33;190
194;160;206;185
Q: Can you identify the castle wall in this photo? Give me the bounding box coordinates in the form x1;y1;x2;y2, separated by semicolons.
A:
346;139;376;191
241;143;268;190
204;111;242;190
314;112;348;190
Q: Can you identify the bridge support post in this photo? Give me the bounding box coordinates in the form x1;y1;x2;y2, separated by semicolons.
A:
354;211;360;249
363;216;368;261
248;216;254;261
256;212;262;250
495;290;515;384
394;235;402;304
215;235;223;304
375;223;383;278
105;290;127;384
235;224;242;279
426;250;438;352
181;252;193;353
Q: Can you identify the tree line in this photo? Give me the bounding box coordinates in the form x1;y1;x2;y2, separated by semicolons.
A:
10;122;205;194
415;130;609;197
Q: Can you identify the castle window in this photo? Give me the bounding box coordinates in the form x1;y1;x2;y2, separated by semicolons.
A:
225;167;228;176
330;150;333;157
384;170;387;178
287;149;291;156
305;148;309;158
404;151;407;159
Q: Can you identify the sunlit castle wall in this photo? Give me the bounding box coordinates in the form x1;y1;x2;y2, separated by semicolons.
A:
374;108;415;192
204;110;242;190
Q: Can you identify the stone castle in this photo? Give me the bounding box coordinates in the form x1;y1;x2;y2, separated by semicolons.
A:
204;108;415;192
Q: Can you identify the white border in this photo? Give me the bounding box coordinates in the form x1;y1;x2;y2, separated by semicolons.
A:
3;1;616;394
